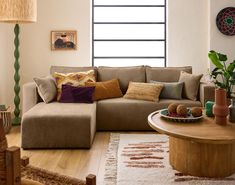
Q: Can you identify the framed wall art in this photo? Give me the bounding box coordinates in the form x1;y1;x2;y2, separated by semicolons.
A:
216;7;235;36
51;30;77;50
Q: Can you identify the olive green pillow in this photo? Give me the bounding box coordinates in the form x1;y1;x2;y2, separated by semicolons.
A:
150;81;183;100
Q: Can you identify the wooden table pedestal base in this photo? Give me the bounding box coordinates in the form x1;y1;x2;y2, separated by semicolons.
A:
169;137;235;178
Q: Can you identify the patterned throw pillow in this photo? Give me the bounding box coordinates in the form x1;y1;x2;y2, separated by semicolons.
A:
124;82;163;102
53;70;96;101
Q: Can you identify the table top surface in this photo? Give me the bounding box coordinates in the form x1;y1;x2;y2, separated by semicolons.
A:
148;111;235;144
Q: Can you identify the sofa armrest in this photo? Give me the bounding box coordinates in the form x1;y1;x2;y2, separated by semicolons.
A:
199;82;215;107
22;82;38;114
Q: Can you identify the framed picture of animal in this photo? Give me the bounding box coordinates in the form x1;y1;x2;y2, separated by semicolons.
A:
51;30;77;50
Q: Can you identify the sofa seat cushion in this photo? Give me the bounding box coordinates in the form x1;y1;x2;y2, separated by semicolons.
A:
21;102;96;149
97;98;201;131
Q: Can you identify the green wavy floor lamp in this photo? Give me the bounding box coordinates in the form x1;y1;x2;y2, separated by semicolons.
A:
0;0;37;125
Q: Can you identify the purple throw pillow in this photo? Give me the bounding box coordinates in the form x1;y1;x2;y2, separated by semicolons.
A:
60;85;95;103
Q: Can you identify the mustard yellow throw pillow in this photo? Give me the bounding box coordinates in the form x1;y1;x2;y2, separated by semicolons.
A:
86;79;123;101
124;82;163;102
53;70;96;101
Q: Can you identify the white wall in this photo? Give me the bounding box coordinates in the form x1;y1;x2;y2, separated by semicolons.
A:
21;0;91;85
0;24;15;106
209;0;235;70
168;0;209;75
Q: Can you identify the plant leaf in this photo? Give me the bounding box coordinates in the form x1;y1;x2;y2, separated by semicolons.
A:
224;71;230;79
214;81;225;88
218;53;227;61
227;61;235;74
208;52;223;69
232;72;235;79
212;67;219;73
230;79;235;85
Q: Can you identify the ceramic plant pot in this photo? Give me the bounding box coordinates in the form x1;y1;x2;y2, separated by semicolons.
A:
213;88;229;125
229;99;235;123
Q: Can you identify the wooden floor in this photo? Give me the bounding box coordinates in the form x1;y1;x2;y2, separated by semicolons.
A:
6;127;111;185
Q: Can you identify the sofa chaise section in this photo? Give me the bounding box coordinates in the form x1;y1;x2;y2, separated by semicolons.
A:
97;98;202;131
21;102;96;149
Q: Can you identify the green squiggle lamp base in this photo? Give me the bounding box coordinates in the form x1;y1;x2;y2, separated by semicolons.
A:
12;24;21;126
12;117;21;125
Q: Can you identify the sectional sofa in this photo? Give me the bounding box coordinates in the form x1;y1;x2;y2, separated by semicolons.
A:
21;66;215;149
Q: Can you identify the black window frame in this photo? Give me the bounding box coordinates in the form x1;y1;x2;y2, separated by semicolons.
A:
92;0;167;67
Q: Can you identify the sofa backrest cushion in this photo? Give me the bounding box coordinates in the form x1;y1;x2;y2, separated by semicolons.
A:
50;66;97;80
146;66;192;82
97;66;146;93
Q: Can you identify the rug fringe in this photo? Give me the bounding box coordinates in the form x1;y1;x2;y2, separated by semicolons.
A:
104;133;120;185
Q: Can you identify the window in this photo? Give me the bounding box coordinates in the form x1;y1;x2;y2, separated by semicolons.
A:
92;0;167;67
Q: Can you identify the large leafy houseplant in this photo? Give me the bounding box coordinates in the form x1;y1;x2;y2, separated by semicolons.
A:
208;50;235;98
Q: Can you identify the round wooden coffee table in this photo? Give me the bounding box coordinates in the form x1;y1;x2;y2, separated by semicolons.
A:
148;111;235;178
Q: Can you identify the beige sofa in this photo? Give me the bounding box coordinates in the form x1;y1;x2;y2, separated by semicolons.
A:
21;66;215;149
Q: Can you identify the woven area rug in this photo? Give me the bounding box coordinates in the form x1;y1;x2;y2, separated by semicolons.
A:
21;165;86;185
104;133;235;185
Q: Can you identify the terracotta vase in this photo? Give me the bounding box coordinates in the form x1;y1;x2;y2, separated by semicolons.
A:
213;88;229;125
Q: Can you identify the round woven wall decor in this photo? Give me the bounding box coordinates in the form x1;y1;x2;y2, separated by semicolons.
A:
216;7;235;36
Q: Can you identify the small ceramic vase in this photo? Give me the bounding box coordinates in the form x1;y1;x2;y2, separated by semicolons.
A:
229;99;235;123
205;101;214;117
213;88;229;125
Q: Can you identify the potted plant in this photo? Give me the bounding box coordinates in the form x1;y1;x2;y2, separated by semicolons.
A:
208;50;235;98
208;50;235;125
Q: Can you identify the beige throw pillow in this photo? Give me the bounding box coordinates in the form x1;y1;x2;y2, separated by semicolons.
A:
34;76;57;103
178;71;203;101
124;82;163;102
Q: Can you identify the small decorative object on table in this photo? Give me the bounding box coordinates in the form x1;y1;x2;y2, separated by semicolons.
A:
0;105;7;111
205;101;214;117
229;98;235;123
213;88;229;125
0;106;12;134
160;104;203;123
208;50;235;125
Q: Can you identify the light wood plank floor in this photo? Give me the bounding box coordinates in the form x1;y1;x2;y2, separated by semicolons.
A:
6;127;111;185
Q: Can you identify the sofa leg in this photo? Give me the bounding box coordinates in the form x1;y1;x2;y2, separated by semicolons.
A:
21;156;29;167
86;174;96;185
